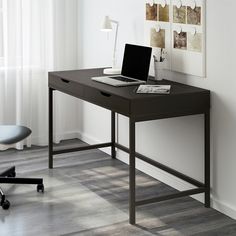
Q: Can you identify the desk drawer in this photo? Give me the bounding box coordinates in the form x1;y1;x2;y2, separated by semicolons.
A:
84;87;130;115
49;75;84;99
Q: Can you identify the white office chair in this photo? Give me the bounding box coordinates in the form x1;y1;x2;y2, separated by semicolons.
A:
0;125;44;210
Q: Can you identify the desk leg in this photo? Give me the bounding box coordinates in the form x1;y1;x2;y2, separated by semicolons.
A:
49;88;53;169
111;111;116;159
129;118;136;224
204;110;210;207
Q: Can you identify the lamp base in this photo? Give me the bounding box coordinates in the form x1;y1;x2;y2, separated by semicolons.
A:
103;68;121;75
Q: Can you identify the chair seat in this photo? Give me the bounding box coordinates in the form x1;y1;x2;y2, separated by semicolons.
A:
0;125;31;145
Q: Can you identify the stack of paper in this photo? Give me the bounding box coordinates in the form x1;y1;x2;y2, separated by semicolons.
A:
136;85;171;94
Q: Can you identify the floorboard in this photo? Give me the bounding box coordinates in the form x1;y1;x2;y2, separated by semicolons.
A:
0;139;235;236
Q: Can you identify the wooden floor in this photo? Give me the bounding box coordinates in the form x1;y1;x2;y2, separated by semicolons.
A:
0;139;236;236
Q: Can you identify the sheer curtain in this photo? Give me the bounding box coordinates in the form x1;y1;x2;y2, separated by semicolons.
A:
0;0;79;149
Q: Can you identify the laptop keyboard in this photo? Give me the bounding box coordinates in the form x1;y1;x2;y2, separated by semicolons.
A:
109;76;135;82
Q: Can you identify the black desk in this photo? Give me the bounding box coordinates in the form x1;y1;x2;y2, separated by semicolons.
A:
48;68;210;224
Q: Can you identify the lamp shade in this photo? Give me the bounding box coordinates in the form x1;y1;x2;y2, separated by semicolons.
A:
101;16;112;31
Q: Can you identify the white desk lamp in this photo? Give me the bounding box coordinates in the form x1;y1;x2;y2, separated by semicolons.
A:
101;16;121;75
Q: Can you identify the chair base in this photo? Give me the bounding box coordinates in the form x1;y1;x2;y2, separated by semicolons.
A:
0;166;44;210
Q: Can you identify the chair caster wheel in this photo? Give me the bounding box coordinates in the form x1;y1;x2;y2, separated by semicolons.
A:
2;200;10;210
37;184;44;193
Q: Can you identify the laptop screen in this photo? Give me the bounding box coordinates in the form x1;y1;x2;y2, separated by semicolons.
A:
121;44;152;81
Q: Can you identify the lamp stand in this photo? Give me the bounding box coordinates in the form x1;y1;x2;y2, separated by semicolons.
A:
103;19;121;75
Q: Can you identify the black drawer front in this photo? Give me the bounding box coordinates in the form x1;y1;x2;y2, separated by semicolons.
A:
84;86;130;115
49;75;84;99
131;92;210;121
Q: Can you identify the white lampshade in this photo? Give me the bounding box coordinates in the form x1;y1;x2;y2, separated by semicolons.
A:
101;16;112;31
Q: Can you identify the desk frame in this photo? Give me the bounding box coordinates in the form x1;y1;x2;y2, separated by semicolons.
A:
49;86;210;225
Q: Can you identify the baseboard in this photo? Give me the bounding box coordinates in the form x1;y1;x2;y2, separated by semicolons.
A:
212;198;236;220
1;131;82;150
76;131;112;155
30;131;82;146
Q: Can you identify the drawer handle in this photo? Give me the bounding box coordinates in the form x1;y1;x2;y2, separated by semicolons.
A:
100;91;111;97
61;79;70;83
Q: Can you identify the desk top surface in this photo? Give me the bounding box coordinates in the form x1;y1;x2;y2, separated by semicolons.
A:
49;68;209;100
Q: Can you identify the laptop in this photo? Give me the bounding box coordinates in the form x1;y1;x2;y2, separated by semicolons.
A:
92;44;152;87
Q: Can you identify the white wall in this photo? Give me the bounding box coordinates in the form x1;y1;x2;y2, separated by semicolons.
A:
78;0;236;219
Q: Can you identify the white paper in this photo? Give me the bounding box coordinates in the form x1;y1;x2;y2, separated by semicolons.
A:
136;85;171;94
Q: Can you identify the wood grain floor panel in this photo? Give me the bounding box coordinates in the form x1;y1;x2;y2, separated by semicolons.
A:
0;139;235;236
